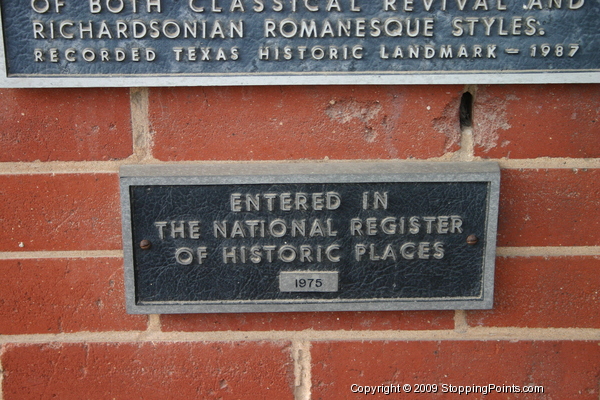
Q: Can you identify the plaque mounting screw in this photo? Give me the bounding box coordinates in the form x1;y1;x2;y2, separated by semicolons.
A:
466;235;479;246
140;240;152;250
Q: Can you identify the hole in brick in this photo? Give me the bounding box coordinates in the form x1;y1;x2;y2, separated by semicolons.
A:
459;91;473;129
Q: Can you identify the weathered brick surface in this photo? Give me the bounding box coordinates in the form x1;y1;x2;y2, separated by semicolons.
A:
2;342;294;399
0;88;132;162
468;256;600;328
161;310;453;332
473;84;600;159
0;174;122;251
497;168;600;247
0;258;146;334
311;341;600;399
149;86;463;161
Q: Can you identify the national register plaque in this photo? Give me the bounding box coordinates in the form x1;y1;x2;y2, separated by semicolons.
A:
120;162;500;313
0;0;598;86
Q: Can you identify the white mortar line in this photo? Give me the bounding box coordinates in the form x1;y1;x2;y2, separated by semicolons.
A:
0;160;125;175
0;158;598;176
0;250;123;260
1;328;599;345
292;340;312;400
130;88;157;162
497;158;600;169
454;310;468;333
461;127;475;161
0;349;3;400
451;126;475;162
147;314;162;332
496;247;600;257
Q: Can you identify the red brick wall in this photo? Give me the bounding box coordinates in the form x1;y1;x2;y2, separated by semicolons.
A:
1;84;599;399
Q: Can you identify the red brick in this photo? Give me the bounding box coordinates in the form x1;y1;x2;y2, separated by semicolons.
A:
0;174;122;251
0;88;132;162
312;341;600;399
473;84;600;159
468;256;600;328
498;168;600;247
149;86;463;161
161;310;453;332
0;258;146;334
2;342;293;399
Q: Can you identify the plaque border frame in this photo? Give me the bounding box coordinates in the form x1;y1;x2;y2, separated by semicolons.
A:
120;161;500;314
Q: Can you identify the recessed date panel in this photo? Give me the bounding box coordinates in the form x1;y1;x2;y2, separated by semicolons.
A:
120;162;500;313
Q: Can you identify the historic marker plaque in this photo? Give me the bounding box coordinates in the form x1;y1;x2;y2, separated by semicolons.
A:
120;162;500;313
0;0;599;86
